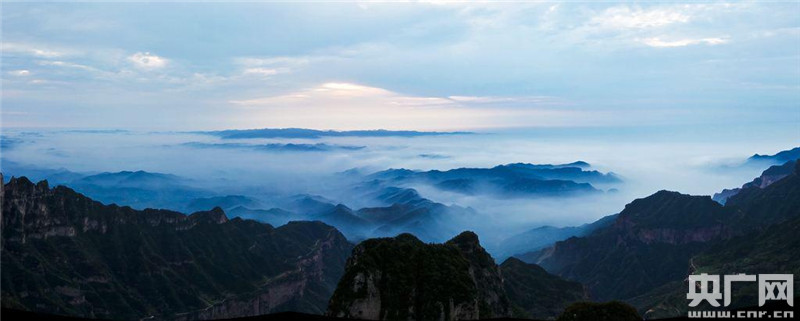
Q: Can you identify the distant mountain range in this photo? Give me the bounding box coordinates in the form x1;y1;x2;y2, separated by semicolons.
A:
746;146;800;166
713;160;796;204
0;161;209;212
182;142;366;152
198;128;472;139
1;175;354;320
366;161;620;199
4;160;615;245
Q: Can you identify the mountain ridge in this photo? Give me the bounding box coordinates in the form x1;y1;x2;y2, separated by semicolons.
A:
1;175;354;320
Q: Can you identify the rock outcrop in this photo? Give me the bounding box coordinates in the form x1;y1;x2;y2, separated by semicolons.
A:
327;232;511;320
525;161;800;311
1;176;353;320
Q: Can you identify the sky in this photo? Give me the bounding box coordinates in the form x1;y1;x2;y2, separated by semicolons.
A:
1;1;799;132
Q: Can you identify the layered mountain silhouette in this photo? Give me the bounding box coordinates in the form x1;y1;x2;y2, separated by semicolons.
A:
185;195;264;213
1;175;354;320
713;160;797;204
0;161;210;212
746;146;800;166
495;214;618;260
367;162;620;198
327;232;584;320
520;160;800;317
2;161;615;244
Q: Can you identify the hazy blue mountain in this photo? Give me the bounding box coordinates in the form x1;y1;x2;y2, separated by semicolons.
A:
182;142;365;152
372;162;619;184
372;186;426;205
367;162;619;198
418;153;450;159
66;171;211;211
200;128;471;139
186;195;263;212
496;213;618;260
1;163;210;211
1;176;354;320
0;160;86;186
713;160;796;204
362;200;475;243
279;188;476;243
746;146;800;165
74;170;185;187
227;206;296;227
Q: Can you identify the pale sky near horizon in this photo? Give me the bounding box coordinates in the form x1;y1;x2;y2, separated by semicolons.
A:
2;1;799;133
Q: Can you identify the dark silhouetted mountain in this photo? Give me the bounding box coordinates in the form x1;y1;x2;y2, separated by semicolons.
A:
713;160;796;204
556;301;640;321
327;232;511;320
500;257;588;319
524;161;800;310
498;214;617;260
526;190;733;301
747;146;800;165
186;195;263;212
628;209;800;318
1;176;354;320
182;142;365;152
327;231;587;320
200;128;471;139
722;160;800;228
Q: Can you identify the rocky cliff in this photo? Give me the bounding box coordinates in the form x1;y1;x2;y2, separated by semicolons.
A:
327;232;511;320
1;176;353;320
525;161;800;310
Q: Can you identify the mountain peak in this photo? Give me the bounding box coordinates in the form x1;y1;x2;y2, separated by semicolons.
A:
188;207;229;224
447;230;481;247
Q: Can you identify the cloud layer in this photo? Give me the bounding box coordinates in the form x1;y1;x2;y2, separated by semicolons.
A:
1;2;798;131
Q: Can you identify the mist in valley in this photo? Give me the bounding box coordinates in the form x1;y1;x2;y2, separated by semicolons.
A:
0;125;795;257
